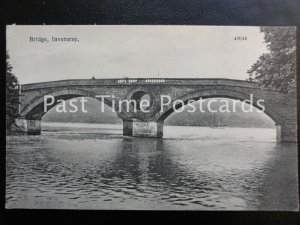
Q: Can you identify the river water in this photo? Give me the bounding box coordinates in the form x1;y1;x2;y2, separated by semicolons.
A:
6;122;298;210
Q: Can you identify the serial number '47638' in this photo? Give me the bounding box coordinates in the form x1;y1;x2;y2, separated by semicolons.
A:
234;36;247;40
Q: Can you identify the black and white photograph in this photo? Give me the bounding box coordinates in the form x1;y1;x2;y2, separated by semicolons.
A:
5;25;298;210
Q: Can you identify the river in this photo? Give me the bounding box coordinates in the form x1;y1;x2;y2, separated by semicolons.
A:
6;122;298;210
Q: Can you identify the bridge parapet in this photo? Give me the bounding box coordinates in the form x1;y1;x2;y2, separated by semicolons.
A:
21;78;262;90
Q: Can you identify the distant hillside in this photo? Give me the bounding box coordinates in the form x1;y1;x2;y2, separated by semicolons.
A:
165;99;274;128
43;97;275;128
43;97;122;124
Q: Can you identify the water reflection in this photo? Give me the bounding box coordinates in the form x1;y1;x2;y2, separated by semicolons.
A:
6;125;298;210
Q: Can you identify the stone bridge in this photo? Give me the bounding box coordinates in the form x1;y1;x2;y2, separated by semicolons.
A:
15;78;297;142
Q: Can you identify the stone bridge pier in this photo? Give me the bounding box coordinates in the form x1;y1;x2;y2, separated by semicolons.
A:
14;118;42;135
14;78;297;142
123;119;164;138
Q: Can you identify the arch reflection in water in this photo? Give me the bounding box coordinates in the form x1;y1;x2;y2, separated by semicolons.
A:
6;125;298;210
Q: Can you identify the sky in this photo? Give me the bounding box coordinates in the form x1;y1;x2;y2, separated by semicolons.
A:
6;25;267;84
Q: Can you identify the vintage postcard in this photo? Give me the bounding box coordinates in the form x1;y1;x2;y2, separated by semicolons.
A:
6;25;298;210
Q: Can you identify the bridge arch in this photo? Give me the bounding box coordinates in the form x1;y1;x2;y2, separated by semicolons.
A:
156;88;283;125
21;88;115;120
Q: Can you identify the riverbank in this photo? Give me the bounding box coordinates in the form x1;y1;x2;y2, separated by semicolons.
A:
256;143;298;211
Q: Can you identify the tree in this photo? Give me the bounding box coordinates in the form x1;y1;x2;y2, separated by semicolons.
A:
6;51;20;131
247;27;296;94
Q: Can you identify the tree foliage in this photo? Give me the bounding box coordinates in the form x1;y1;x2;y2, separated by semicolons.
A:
247;27;296;94
6;51;20;130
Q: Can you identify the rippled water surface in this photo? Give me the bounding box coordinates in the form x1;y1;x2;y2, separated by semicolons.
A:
6;123;298;210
